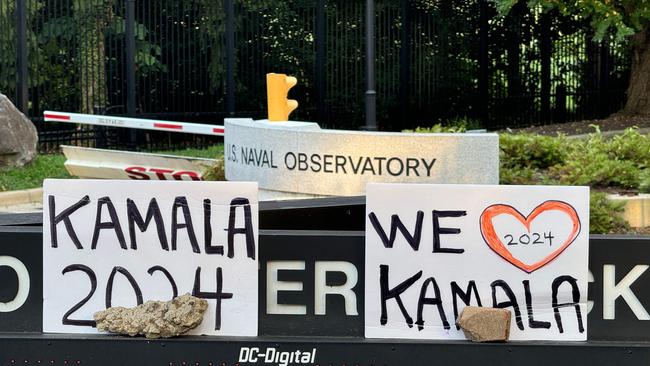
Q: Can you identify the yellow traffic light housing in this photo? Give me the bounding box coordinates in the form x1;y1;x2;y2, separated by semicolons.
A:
266;73;298;121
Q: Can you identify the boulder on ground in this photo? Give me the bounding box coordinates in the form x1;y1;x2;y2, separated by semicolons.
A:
0;93;38;167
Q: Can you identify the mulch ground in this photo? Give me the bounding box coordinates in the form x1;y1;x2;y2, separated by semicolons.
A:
630;226;650;235
505;115;650;136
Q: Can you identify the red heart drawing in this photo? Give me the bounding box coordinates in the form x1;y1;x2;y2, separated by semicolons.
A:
479;200;581;273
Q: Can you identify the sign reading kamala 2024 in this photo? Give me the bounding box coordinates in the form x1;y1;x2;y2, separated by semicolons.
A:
42;179;259;336
365;183;589;341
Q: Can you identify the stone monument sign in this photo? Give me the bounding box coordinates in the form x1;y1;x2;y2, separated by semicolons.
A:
224;118;499;196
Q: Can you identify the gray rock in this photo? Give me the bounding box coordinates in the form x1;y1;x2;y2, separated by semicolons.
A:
0;93;37;167
457;306;511;342
94;294;208;339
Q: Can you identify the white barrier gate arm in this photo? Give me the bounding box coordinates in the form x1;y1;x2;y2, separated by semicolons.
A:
43;111;224;136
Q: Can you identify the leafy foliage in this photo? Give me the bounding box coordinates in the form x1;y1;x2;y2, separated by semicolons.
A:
549;130;645;189
498;128;650;192
0;0;165;112
492;0;650;41
500;129;649;233
590;192;630;234
500;133;568;170
409;125;649;233
414;126;649;193
402;117;481;133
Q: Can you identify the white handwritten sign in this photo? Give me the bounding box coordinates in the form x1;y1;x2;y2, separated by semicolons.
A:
43;179;258;336
365;183;589;341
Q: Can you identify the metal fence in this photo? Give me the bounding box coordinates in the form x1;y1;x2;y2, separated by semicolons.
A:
0;0;631;152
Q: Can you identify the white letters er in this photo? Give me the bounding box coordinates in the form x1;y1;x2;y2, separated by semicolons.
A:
267;260;358;315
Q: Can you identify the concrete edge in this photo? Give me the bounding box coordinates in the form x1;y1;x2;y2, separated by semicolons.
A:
0;187;43;207
608;194;650;228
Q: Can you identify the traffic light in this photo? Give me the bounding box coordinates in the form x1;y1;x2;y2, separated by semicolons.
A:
266;73;298;121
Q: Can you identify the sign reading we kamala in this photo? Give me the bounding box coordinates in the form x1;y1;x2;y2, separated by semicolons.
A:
365;183;589;341
42;180;258;336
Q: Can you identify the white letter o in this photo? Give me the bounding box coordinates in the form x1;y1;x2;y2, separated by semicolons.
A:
0;256;30;312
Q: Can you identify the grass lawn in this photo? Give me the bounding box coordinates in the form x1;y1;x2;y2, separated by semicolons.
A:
157;144;224;159
0;154;70;191
0;144;224;192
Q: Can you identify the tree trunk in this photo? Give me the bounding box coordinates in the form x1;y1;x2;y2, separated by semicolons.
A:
622;27;650;115
75;0;110;114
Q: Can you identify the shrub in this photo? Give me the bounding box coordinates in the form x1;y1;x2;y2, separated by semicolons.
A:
499;133;568;170
408;125;649;233
640;169;650;194
590;192;630;234
605;128;650;170
403;117;481;133
499;133;569;184
550;128;647;189
499;166;536;185
404;124;467;133
551;152;640;188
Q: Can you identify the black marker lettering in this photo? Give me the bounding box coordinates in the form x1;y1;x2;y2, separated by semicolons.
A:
148;265;178;299
552;275;584;333
368;211;424;250
203;199;223;255
451;281;482;330
379;264;422;327
127;198;168;251
171;196;200;253
416;277;450;331
105;266;143;308
432;210;466;254
523;280;551;329
192;267;233;330
226;197;256;259
491;279;524;330
61;264;97;327
49;195;90;249
91;196;127;250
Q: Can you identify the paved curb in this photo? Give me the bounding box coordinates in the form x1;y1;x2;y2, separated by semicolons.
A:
0;187;43;208
608;194;650;228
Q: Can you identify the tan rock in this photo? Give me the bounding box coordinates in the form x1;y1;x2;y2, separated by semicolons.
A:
94;294;208;339
0;93;37;167
457;306;511;342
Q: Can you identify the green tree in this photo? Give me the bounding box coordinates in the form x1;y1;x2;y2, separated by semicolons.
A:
493;0;650;116
0;1;46;98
